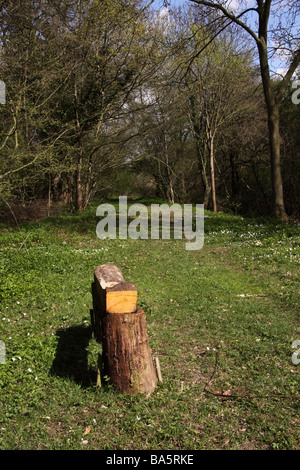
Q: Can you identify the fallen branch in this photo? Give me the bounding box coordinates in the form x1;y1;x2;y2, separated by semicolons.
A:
203;350;299;400
154;356;163;383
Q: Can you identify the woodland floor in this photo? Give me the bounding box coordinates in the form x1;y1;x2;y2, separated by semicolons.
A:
0;200;299;450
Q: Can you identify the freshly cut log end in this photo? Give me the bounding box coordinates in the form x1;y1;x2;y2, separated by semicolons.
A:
105;282;137;314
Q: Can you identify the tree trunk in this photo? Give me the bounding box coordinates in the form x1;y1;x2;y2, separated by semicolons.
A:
201;162;211;209
268;105;288;220
164;140;175;205
189;94;211;208
258;40;289;221
74;81;84;212
75;148;83;211
229;150;241;212
167;184;175;205
101;308;157;394
192;129;211;208
209;132;217;212
83;156;93;210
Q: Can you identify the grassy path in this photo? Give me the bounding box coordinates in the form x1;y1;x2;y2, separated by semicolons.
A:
0;207;299;449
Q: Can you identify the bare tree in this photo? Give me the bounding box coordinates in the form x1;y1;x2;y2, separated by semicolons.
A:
189;0;300;220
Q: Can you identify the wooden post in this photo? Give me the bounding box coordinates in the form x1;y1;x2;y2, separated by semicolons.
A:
154;356;163;383
92;264;157;395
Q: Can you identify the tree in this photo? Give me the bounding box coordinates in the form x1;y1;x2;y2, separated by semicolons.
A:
0;0;155;210
187;39;258;211
132;82;194;204
0;0;72;203
171;7;260;211
279;70;300;217
42;0;156;210
189;0;300;220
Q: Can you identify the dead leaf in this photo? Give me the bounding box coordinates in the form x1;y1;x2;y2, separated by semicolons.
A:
281;272;292;278
214;389;232;396
83;426;91;436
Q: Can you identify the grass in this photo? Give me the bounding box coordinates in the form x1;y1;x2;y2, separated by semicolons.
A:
0;202;299;450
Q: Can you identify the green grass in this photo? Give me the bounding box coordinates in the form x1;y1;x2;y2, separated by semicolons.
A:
0;204;299;450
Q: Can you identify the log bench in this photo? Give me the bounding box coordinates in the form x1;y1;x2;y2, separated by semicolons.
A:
91;264;157;394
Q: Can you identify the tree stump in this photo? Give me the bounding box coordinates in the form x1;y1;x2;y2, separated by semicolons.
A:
92;264;157;394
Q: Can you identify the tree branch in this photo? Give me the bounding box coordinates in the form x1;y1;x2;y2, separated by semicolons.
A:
276;48;300;102
189;0;261;44
0;128;69;181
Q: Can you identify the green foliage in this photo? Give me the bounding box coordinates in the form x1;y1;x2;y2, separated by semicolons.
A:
0;0;153;209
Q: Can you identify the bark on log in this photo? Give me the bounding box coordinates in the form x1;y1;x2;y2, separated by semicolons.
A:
102;308;157;394
92;264;157;394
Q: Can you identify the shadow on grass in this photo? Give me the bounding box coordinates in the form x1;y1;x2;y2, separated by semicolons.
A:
50;324;97;388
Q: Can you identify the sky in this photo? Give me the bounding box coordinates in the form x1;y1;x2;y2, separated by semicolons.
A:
151;0;299;78
151;0;187;9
